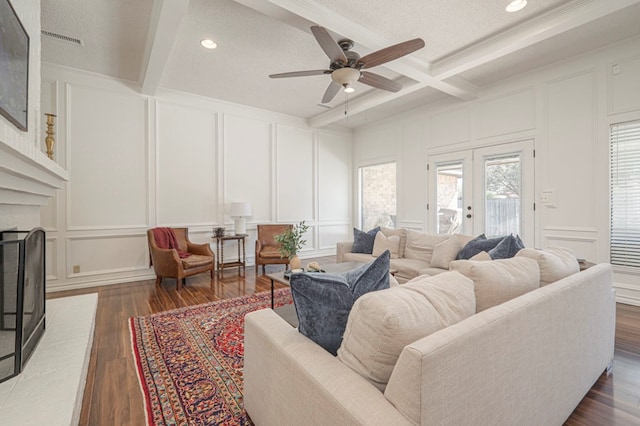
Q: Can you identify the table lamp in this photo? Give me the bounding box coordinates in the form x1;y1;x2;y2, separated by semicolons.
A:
230;202;252;235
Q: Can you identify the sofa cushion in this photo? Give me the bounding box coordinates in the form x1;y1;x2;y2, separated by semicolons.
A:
380;227;407;258
456;234;503;260
342;252;376;263
404;230;449;263
429;236;463;269
417;267;449;276
449;257;540;312
372;231;401;259
515;246;579;286
352;227;380;254
488;234;525;259
290;251;390;355
337;271;475;391
470;251;491;261
389;258;431;280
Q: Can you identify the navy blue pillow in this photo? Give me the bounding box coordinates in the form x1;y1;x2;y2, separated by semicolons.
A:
289;251;390;355
456;234;503;259
351;227;380;254
489;234;525;259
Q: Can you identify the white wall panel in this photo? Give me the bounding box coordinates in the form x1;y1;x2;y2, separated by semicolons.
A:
400;122;426;223
157;102;216;225
609;55;640;114
318;132;350;221
67;234;148;277
67;85;147;229
354;123;398;162
544;71;597;230
318;224;351;250
46;237;57;281
478;88;535;139
428;107;471;147
224;115;272;224
276;125;314;222
41;195;56;231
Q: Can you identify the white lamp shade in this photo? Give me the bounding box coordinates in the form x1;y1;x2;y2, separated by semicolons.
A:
230;202;252;217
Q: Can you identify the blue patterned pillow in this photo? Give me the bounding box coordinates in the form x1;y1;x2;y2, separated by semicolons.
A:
290;251;390;355
456;234;503;260
351;227;380;254
489;234;525;259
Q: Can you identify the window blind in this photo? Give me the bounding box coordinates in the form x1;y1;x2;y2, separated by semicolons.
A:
610;120;640;268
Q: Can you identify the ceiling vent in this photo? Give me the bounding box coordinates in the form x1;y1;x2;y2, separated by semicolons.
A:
41;30;84;46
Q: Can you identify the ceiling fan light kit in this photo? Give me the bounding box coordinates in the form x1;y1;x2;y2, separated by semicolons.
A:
269;26;425;104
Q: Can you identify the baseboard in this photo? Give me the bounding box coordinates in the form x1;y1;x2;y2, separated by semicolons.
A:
613;282;640;307
46;272;156;293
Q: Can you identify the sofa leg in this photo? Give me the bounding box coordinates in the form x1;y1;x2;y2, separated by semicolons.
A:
155;276;162;286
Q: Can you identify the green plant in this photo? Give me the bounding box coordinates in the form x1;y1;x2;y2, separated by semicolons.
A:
275;221;309;259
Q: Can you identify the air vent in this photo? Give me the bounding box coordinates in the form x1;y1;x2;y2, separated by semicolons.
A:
41;30;84;46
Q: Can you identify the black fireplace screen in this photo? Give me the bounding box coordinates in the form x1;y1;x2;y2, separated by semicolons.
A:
0;228;46;383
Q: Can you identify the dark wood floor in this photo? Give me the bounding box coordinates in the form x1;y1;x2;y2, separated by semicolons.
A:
48;257;640;426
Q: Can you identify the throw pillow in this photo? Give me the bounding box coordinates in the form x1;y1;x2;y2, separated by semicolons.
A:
488;234;525;259
290;251;390;355
403;229;449;263
337;271;475;392
429;236;463;269
380;227;407;258
515;246;579;286
351;227;380;254
372;231;400;258
456;234;503;260
470;251;491;261
450;257;540;312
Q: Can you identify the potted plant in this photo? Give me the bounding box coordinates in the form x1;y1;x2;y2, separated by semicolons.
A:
275;221;309;270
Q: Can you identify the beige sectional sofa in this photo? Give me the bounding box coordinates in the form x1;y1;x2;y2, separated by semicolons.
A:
244;257;616;425
336;228;474;282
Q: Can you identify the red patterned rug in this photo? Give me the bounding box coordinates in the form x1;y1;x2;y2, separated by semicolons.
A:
129;288;293;426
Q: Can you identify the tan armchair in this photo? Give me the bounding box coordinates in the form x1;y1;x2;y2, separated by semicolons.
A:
255;224;292;274
147;227;215;289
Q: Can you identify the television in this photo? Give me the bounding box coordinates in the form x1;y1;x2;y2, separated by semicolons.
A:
0;0;29;132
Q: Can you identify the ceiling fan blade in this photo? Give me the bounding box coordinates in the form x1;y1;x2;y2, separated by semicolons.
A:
358;71;402;92
269;69;331;78
311;26;347;64
358;38;425;69
321;81;342;103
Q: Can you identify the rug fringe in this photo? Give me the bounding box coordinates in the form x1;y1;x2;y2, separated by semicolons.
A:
129;317;154;426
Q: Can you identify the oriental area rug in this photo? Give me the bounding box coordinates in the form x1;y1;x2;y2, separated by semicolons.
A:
129;288;293;426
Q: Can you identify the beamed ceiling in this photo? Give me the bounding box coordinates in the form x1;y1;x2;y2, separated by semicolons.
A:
41;0;640;128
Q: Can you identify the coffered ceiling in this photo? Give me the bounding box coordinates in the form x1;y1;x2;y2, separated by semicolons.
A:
41;0;640;128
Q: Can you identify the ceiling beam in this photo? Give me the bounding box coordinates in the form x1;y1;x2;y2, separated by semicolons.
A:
431;0;640;79
139;0;190;96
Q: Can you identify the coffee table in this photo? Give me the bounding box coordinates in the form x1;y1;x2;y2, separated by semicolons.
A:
267;261;365;310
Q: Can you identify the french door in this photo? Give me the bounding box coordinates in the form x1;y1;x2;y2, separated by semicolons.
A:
427;140;534;243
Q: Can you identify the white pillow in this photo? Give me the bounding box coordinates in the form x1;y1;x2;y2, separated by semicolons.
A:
515;246;579;286
372;231;400;259
337;271;475;392
470;251;491;261
380;227;407;258
449;257;540;312
403;229;449;262
429;236;463;269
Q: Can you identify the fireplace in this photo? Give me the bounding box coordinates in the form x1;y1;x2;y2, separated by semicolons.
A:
0;228;46;383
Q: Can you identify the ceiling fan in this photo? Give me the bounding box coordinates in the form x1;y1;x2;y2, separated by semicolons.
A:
269;26;425;104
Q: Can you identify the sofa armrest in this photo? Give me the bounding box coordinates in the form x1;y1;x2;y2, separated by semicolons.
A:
336;241;354;263
244;309;411;426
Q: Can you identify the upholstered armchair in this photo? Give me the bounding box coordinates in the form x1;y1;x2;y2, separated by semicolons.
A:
255;224;292;274
147;227;215;289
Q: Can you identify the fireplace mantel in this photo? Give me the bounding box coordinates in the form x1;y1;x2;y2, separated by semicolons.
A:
0;129;68;206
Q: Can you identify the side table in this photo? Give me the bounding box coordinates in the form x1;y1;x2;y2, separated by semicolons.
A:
212;234;247;277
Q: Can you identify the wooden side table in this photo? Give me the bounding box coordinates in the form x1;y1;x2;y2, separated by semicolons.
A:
212;234;247;277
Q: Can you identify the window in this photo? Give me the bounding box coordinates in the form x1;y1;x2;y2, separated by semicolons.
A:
359;162;396;229
610;120;640;268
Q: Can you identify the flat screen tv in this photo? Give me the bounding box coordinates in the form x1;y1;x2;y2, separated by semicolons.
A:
0;0;29;132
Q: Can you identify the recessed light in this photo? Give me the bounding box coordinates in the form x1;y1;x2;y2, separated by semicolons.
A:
344;86;355;93
506;0;527;12
200;39;217;49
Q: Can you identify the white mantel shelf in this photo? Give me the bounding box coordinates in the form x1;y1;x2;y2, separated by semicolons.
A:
0;129;68;206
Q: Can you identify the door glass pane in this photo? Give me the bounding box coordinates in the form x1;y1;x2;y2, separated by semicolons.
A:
435;163;463;234
484;154;521;237
360;162;396;229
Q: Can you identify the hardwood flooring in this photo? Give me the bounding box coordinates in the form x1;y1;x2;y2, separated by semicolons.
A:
47;257;640;425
